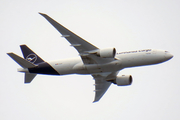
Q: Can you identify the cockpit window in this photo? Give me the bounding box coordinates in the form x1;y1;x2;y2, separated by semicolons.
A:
165;51;169;53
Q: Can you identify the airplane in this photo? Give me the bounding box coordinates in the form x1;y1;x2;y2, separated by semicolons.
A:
7;13;173;102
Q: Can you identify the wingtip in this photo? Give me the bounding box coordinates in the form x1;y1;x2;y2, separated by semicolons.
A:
93;100;98;103
20;44;26;47
38;12;46;15
7;52;13;55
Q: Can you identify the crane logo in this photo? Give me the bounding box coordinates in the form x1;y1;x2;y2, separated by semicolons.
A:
26;54;37;63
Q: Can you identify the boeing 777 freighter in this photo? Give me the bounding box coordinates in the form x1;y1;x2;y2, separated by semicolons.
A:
7;13;173;102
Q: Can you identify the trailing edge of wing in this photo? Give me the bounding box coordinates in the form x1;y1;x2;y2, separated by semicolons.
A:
39;12;98;53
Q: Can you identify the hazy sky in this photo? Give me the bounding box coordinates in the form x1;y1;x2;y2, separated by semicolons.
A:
1;0;180;120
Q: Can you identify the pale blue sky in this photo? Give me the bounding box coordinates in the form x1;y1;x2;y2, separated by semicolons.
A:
1;0;180;120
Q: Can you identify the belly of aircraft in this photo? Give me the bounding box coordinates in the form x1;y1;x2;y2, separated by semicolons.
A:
48;58;123;75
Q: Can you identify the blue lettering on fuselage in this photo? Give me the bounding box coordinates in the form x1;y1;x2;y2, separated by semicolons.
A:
117;49;151;55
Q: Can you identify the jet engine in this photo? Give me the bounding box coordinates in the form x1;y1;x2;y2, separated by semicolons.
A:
114;75;132;86
96;48;116;58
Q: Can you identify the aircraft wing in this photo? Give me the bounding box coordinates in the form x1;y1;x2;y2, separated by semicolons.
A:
39;13;98;53
92;72;118;102
39;13;113;64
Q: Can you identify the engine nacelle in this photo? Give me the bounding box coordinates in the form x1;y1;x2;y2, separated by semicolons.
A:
97;48;116;58
115;75;132;86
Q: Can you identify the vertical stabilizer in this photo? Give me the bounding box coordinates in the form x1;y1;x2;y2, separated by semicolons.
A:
20;45;45;64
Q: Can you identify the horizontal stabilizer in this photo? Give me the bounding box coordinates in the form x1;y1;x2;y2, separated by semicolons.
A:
25;73;37;83
7;53;36;68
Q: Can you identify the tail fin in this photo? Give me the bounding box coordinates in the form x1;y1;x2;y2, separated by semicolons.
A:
8;45;45;83
7;52;37;83
20;45;45;64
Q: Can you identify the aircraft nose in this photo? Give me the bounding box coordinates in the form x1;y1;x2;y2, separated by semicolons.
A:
165;51;173;60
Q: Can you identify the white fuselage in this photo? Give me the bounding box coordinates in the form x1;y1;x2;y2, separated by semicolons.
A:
8;13;174;102
48;49;173;75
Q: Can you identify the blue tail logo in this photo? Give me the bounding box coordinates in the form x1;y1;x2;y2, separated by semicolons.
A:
20;45;44;64
26;54;37;63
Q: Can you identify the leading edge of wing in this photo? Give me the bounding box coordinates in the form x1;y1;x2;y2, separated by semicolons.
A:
39;13;98;53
